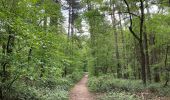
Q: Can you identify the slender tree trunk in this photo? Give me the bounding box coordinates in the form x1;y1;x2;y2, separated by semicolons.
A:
28;47;32;63
149;34;160;82
68;4;71;38
1;43;6;83
139;40;147;85
134;38;140;79
111;4;122;78
118;13;128;78
71;2;74;36
2;26;15;82
40;62;45;78
144;31;151;82
0;25;15;99
28;47;32;71
0;87;3;100
139;0;147;85
145;0;151;82
123;0;147;85
164;45;169;87
87;0;91;10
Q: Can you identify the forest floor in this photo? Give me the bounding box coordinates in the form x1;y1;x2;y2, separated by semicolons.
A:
69;74;96;100
69;75;170;100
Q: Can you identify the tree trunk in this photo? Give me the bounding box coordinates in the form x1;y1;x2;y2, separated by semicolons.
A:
118;13;128;78
28;47;32;64
164;45;169;86
68;4;71;38
111;4;122;78
0;87;3;100
123;0;147;84
149;34;160;82
139;0;147;85
139;41;147;85
144;31;151;82
145;0;151;82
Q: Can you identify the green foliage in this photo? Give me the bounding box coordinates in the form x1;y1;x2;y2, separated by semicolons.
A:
88;75;144;92
67;69;84;83
1;0;170;99
0;0;86;99
147;14;170;46
147;83;170;96
88;75;170;97
3;76;74;100
98;92;141;100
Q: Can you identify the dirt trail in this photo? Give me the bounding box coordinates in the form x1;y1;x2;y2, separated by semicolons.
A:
69;75;95;100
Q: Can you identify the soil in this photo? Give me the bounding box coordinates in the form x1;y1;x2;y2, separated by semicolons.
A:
69;75;95;100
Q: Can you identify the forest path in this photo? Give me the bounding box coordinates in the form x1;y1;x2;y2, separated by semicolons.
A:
69;74;95;100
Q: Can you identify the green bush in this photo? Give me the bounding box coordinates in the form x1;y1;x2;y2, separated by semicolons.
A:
67;70;83;83
35;77;73;90
147;83;170;96
1;70;85;100
4;83;69;100
2;76;74;100
98;92;141;100
157;87;170;96
88;75;144;92
88;75;170;97
5;85;40;100
38;88;69;100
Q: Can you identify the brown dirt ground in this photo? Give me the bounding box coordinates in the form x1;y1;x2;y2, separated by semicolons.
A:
69;75;95;100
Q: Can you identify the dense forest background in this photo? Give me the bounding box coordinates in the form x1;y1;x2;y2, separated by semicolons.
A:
0;0;170;100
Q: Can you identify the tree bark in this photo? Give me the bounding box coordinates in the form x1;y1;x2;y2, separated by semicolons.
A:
118;13;128;78
123;0;147;85
139;0;147;85
149;34;160;82
144;31;151;82
164;45;169;87
111;4;122;78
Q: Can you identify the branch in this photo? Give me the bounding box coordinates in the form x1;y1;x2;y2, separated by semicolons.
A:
7;75;19;89
123;0;141;41
118;11;140;18
129;26;140;41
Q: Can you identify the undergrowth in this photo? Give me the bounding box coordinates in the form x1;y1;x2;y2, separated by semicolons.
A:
2;72;83;100
88;75;170;99
98;92;141;100
88;75;144;92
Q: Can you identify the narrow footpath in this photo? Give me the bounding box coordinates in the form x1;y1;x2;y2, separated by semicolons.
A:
69;75;95;100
